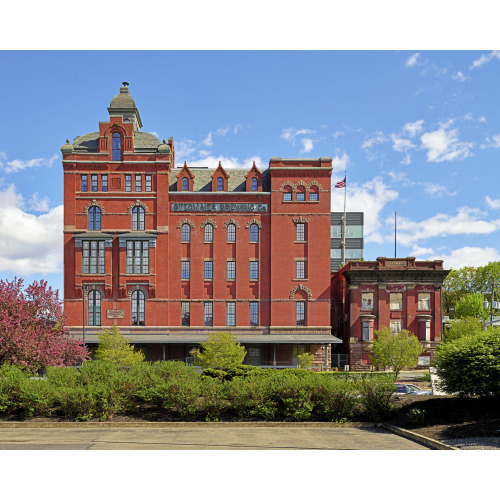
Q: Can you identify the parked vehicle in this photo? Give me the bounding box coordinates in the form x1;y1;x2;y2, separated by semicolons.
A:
395;383;433;395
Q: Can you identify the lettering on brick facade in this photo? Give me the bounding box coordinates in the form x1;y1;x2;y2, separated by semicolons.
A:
171;202;268;213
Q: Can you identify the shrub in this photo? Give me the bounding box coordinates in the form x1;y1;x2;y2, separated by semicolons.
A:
191;331;246;369
408;408;426;424
95;325;144;367
435;329;500;397
297;352;314;370
311;377;361;422
358;375;396;422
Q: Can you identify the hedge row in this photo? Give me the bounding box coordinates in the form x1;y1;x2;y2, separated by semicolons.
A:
0;361;397;422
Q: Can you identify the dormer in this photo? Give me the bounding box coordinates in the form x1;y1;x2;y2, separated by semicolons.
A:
98;115;135;159
245;161;262;192
177;162;194;191
211;161;229;192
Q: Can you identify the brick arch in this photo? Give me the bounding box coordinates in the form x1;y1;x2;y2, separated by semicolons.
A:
177;218;195;229
292;216;310;224
200;218;217;229
308;180;323;191
289;284;312;300
83;199;105;214
126;285;149;300
245;218;262;229
279;180;294;191
223;218;240;229
83;284;105;299
294;180;308;192
127;200;149;214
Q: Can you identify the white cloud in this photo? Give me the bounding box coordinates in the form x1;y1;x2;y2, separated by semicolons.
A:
203;128;229;147
420;126;473;162
470;50;500;69
403;120;424;138
361;131;386;150
431;247;500;270
281;127;316;146
479;116;487;123
182;155;265;171
175;139;198;159
486;196;500;209
332;153;350;173
405;52;420;67
332;177;398;244
396;206;500;246
423;183;456;198
332;131;344;140
480;134;500;149
233;125;243;134
300;138;314;153
0;185;63;275
452;71;467;82
1;154;58;174
391;134;416;165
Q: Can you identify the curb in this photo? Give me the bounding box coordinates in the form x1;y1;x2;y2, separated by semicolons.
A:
0;421;377;429
378;423;459;450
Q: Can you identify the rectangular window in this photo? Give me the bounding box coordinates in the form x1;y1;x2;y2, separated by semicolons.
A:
125;175;132;192
249;302;259;327
227;261;236;280
249;261;259;280
362;321;374;341
283;191;292;201
204;261;213;280
91;175;98;192
226;302;236;327
135;175;142;192
419;321;431;341
296;191;305;201
296;223;305;241
390;320;402;334
126;240;149;274
145;175;152;192
181;260;190;280
418;292;431;310
310;191;319;201
204;302;213;327
361;292;374;310
296;261;305;279
81;175;88;192
101;175;108;192
389;293;403;311
181;302;190;326
296;301;305;326
82;240;105;274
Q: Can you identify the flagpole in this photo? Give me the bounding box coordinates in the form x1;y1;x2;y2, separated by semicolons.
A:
394;211;397;258
342;169;347;267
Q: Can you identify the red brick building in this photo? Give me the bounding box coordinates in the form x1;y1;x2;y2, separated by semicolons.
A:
331;257;449;370
62;83;339;367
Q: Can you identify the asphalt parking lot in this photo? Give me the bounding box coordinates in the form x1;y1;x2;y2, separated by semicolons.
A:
0;423;433;450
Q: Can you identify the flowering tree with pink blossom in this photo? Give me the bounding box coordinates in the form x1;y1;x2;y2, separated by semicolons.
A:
0;278;89;373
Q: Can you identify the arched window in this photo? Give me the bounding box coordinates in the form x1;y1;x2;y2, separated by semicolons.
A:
249;223;259;242
296;186;306;201
182;177;189;191
227;223;236;242
283;186;292;202
132;206;145;231
251;177;258;191
181;223;191;242
309;186;319;201
111;132;122;161
204;223;213;243
88;290;101;326
88;206;101;231
131;290;145;326
217;177;224;191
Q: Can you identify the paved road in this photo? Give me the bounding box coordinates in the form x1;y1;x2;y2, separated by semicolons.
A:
0;424;432;450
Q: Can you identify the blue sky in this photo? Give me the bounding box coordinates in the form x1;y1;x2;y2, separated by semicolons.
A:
1;49;500;296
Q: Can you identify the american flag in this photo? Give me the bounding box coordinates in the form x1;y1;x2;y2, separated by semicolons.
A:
335;177;346;188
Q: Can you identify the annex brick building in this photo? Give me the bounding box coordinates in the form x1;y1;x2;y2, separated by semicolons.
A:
62;84;339;367
331;257;449;370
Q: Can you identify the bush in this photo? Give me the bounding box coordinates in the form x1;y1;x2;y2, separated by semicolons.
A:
311;377;361;422
435;329;500;397
0;364;53;417
358;375;396;422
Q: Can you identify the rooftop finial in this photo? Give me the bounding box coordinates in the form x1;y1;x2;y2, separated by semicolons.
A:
122;81;129;87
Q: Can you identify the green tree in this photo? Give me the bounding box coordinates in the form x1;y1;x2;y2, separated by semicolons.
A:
297;352;314;370
442;266;481;316
454;293;489;321
95;325;145;367
369;327;424;380
444;316;485;342
435;329;500;397
192;332;246;370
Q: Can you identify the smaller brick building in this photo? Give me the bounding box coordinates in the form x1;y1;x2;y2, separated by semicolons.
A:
331;257;449;371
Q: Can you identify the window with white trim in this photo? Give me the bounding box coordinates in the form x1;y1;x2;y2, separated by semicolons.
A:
296;261;305;279
132;206;145;231
390;293;403;311
82;240;105;274
204;302;213;327
249;261;259;280
418;292;431;310
181;261;190;280
296;301;305;326
296;223;305;241
181;302;190;326
249;302;259;326
126;241;149;274
390;320;402;334
361;292;374;310
227;261;235;280
204;224;213;242
226;302;236;327
181;223;191;242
